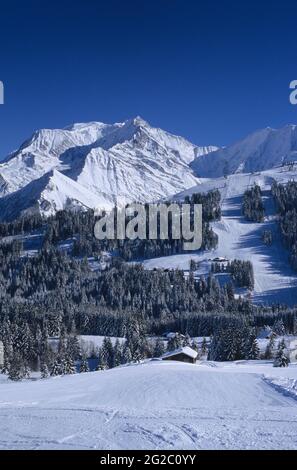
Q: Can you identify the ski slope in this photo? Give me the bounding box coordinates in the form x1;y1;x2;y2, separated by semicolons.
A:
0;360;297;450
144;166;297;306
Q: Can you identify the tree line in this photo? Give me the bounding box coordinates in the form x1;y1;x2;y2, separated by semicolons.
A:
272;180;297;270
211;259;254;289
242;184;265;222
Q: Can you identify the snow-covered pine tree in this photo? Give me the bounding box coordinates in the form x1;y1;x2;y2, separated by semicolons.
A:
1;341;13;374
63;355;76;375
96;349;108;370
262;229;273;246
167;333;183;352
273;319;286;336
23;361;30;379
40;362;49;378
224;328;238;361
247;331;260;360
264;335;275;360
113;339;122;367
273;339;290;367
101;337;114;369
242;184;265;222
249;339;260;360
50;358;62;376
80;356;89;373
8;353;25;381
264;343;272;360
207;329;222;361
190;340;198;352
121;344;133;365
58;329;67;356
183;333;192;347
67;334;81;361
189;259;198;272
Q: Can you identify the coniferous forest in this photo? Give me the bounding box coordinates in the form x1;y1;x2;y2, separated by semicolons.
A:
272;180;297;270
0;187;297;378
242;184;265;222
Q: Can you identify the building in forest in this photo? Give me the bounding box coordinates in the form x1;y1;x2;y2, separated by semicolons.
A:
161;346;198;364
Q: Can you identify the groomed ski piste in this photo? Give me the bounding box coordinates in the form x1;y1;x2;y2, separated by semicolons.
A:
143;166;297;306
0;359;297;450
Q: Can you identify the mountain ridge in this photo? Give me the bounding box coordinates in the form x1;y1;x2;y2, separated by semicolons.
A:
1;119;297;221
192;124;297;177
0;117;216;219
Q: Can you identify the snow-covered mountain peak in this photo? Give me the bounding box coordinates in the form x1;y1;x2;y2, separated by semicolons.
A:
0;117;220;219
124;115;149;127
192;124;297;178
1;119;297;220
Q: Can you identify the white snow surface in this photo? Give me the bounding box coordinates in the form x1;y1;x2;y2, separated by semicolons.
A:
1;360;297;449
192;124;297;178
143;166;297;306
0;117;216;219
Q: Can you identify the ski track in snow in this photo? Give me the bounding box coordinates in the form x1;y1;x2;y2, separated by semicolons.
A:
1;361;297;450
143;168;297;306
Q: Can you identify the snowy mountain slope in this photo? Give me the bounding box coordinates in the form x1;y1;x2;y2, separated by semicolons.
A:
0;122;120;195
0;117;215;216
0;169;108;221
143;166;297;306
1;360;297;449
192;124;297;178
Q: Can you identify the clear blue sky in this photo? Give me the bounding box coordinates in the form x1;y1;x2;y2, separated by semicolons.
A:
0;0;297;157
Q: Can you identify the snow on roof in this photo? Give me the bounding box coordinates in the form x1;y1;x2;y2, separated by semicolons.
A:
162;346;198;360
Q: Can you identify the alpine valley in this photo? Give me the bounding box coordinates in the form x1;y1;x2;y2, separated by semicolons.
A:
2;119;297;450
1;118;297;306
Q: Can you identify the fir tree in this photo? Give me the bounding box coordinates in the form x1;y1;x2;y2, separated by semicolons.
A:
248;338;260;360
167;333;183;351
23;361;30;379
101;337;114;369
97;349;108;370
273;319;286;336
1;341;13;375
8;353;25;381
40;362;49;378
113;339;122;367
264;335;275;360
153;338;165;357
274;340;290;367
51;358;62;376
121;345;133;365
80;357;90;373
245;329;260;360
63;355;76;375
67;334;81;360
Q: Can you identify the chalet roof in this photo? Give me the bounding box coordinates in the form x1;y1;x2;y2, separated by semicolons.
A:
162;346;198;360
